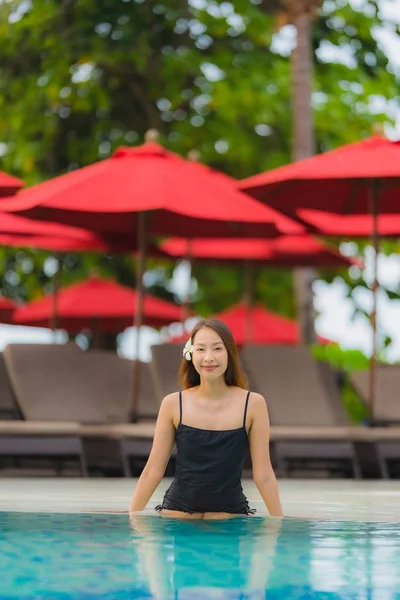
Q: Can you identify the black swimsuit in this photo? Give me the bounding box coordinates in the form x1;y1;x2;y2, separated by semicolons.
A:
155;390;255;515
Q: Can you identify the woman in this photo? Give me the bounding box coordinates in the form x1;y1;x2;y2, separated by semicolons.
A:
129;319;283;518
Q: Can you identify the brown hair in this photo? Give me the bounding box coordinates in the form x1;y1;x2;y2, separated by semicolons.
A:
179;319;248;390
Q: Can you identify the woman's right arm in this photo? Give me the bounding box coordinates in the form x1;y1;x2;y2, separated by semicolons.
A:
248;393;284;517
129;393;176;512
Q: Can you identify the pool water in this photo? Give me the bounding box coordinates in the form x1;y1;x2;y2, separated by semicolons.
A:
1;511;400;599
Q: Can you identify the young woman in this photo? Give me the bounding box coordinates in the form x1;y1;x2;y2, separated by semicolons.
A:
129;319;283;518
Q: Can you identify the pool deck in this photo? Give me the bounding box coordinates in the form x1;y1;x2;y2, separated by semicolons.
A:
1;479;400;522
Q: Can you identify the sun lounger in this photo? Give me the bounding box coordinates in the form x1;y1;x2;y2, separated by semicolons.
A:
350;368;400;477
1;343;95;476
150;343;182;400
0;420;87;476
3;342;104;422
74;349;160;422
1;343;159;475
0;353;20;419
79;422;168;477
241;345;362;478
3;343;158;423
350;367;400;425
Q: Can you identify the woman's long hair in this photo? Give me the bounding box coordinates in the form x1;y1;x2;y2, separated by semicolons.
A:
179;319;248;390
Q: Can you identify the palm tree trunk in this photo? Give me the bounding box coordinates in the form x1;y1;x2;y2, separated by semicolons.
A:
291;11;317;343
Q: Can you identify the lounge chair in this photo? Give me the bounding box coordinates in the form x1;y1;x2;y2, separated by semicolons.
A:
241;345;362;478
71;349;160;423
1;343;93;475
0;420;88;476
150;343;183;400
351;367;400;478
350;367;400;425
80;422;159;477
1;343;159;476
74;350;159;475
0;353;20;419
3;343;158;423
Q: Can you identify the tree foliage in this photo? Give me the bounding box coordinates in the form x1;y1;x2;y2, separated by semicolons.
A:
0;0;398;325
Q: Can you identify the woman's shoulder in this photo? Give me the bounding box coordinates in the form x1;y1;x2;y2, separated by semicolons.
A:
247;390;265;401
157;392;180;421
231;387;265;403
161;391;180;407
247;390;267;410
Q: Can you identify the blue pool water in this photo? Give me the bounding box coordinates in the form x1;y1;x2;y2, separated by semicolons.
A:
1;511;400;599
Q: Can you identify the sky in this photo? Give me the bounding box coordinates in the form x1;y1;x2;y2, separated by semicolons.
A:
0;0;400;362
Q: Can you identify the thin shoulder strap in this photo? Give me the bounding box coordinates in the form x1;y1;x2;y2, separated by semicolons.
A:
243;391;250;428
179;391;183;425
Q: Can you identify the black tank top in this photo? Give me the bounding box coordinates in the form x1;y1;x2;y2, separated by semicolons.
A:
156;390;254;514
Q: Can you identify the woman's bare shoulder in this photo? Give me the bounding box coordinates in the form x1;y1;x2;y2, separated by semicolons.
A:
232;387;265;402
161;391;180;408
230;385;253;396
248;391;266;404
247;391;268;413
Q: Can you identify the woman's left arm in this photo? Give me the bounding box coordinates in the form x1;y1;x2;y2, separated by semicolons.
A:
248;393;284;517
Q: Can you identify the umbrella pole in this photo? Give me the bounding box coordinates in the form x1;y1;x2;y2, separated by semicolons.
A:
368;183;380;421
244;262;254;344
130;211;147;423
50;253;62;339
181;239;193;327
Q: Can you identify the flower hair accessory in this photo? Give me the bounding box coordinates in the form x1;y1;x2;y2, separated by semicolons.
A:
183;338;194;361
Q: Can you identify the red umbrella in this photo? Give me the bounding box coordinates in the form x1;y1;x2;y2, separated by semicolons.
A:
160;236;360;339
213;302;301;346
0;233;108;252
239;134;400;418
0;216;168;332
239;135;400;213
160;236;360;267
0;211;120;333
0;143;301;237
0;211;156;253
0;210;107;240
170;303;299;346
170;303;331;346
0;210;110;252
298;210;400;238
12;276;181;332
0;297;18;324
0;170;23;197
0;210;168;254
1;138;303;419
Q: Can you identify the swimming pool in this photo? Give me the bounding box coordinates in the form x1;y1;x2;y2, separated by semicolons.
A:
1;510;400;599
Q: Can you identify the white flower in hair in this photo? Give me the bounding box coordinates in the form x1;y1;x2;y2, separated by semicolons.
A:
183;338;194;361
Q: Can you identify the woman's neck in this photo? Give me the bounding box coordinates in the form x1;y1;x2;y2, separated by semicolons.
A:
197;377;228;399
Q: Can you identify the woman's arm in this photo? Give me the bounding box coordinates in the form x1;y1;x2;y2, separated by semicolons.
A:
129;393;176;512
248;393;284;517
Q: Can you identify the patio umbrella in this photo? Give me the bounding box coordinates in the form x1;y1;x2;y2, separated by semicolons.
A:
0;170;23;197
12;276;181;332
0;210;168;331
0;233;108;253
0;297;18;324
170;302;304;346
0;142;301;237
0;211;111;332
160;236;359;342
160;236;359;267
1;137;303;419
298;209;400;238
239;134;400;418
0;211;154;253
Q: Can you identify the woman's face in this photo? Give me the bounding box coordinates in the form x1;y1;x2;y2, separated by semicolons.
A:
192;326;228;381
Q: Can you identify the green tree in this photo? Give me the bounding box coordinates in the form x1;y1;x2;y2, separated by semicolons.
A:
0;0;398;341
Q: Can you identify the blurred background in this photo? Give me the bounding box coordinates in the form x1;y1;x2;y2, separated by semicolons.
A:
0;0;399;375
